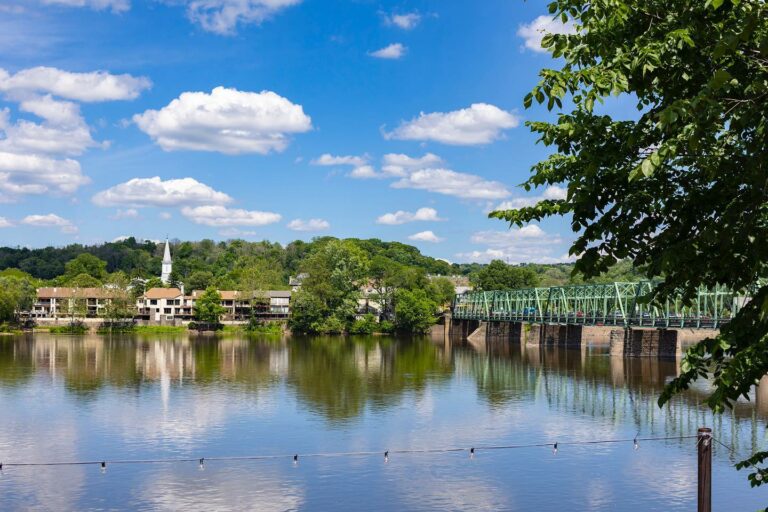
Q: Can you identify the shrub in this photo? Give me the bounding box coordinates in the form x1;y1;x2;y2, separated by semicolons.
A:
349;314;378;335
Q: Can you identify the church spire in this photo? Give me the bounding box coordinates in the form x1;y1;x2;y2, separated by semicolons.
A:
161;238;172;284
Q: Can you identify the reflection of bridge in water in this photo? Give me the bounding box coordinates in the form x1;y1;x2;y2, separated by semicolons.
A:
453;340;768;459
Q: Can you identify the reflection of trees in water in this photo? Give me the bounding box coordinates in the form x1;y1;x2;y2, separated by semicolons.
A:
0;335;35;387
460;344;767;456
286;336;453;423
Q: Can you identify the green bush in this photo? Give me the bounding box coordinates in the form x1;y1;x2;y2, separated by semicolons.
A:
311;315;346;334
50;320;88;334
377;320;395;334
245;319;283;335
349;314;377;335
97;320;137;334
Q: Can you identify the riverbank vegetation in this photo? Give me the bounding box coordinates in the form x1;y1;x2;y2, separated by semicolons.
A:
0;236;647;335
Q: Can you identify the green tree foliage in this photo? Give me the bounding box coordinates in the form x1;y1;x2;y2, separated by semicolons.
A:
427;277;457;307
394;289;437;334
289;240;370;333
194;287;226;325
66;273;102;288
64;253;107;282
101;273;135;325
472;260;540;291
490;0;768;484
185;270;215;291
0;274;36;323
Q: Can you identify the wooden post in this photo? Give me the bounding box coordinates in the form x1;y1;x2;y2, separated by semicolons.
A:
698;427;712;512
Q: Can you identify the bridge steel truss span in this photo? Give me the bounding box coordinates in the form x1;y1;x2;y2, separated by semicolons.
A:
452;281;740;329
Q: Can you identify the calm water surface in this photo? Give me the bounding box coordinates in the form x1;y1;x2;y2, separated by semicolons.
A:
0;334;766;511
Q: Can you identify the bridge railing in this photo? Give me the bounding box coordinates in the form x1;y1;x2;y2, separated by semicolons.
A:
451;281;744;329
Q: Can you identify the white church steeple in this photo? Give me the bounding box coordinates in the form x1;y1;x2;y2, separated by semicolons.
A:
161;238;172;284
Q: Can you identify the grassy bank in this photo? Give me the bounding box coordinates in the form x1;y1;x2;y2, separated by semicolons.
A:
49;323;89;335
223;323;285;335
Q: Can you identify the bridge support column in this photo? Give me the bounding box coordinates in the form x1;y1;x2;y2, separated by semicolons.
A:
523;323;542;346
449;319;480;341
611;328;684;358
509;322;523;343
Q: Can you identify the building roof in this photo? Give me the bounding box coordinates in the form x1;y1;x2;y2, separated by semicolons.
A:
188;290;291;300
144;287;184;299
37;287;119;299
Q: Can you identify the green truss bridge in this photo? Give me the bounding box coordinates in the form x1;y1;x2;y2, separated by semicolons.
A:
452;281;742;329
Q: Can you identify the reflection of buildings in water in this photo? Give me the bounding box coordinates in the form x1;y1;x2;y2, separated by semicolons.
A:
13;336;291;395
32;335;105;374
135;339;196;382
354;343;382;375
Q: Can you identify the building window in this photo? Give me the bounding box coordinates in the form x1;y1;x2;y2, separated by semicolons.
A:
164;308;172;314
150;299;157;305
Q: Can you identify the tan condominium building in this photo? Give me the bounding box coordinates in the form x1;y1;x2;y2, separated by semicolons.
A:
32;287;122;319
136;288;292;323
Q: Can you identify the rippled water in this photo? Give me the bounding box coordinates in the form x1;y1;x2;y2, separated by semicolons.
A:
0;333;766;511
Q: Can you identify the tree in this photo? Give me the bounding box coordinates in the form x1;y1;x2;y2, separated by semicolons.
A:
194;287;226;325
64;253;107;281
101;274;135;325
427;277;457;307
289;240;370;333
394;289;437;334
0;275;36;324
66;273;102;288
186;270;215;291
472;260;539;291
490;0;768;485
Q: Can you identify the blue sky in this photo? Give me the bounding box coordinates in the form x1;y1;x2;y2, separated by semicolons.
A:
0;0;590;264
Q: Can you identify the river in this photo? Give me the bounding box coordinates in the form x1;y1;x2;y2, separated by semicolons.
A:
0;334;765;510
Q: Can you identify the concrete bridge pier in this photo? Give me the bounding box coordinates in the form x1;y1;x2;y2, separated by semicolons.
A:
611;328;688;359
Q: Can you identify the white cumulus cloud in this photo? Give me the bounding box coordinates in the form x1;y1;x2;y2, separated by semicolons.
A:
111;208;139;219
287;218;330;232
0;152;89;200
311;153;367;166
21;213;77;233
386;12;421;29
376;207;443;225
0;67;149;202
41;0;130;12
0;66;150;102
178;0;302;35
348;165;384;179
392;168;510;200
133;86;312;154
219;227;257;237
385;103;519;145
181;205;281;227
456;225;573;264
517;15;576;53
381;152;442;177
0;217;13;227
369;43;406;59
92;177;233;207
494;185;567;210
408;230;443;243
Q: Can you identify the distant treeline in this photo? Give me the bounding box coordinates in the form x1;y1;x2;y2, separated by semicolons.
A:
0;236;646;289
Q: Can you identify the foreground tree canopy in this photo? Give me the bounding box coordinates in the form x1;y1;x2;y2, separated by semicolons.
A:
491;0;767;484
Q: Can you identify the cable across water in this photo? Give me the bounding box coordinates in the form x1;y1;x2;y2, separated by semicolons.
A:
0;434;700;470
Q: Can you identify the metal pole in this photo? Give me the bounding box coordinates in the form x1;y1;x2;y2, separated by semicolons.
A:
698;427;712;512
